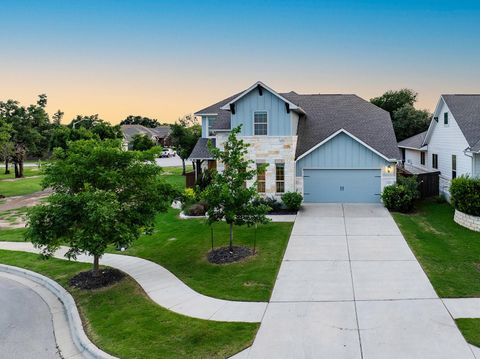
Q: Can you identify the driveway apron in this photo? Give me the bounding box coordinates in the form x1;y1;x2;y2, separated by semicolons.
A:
248;203;476;359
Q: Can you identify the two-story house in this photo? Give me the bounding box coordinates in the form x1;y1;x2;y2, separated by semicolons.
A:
189;82;399;203
398;95;480;199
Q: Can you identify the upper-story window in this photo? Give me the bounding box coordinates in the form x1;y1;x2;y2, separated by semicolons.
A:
420;152;426;166
204;116;217;136
432;154;438;169
452;155;457;179
254;111;268;136
444;112;449;126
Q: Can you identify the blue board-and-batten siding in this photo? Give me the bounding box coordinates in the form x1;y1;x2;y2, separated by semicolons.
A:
231;89;292;136
296;132;389;176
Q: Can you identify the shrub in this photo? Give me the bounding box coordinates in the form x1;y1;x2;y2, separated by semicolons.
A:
182;188;196;203
450;176;480;216
281;192;303;212
184;202;207;216
381;176;420;213
264;196;283;213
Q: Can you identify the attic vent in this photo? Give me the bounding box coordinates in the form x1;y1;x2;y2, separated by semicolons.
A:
229;103;236;114
257;84;263;96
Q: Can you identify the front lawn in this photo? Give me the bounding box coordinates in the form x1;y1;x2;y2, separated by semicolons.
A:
0;166;42;180
0;176;44;197
160;165;191;192
392;200;480;298
110;209;292;302
456;319;480;347
0;228;26;241
0;250;258;359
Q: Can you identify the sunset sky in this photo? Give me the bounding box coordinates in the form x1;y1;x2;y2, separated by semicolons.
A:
1;0;479;124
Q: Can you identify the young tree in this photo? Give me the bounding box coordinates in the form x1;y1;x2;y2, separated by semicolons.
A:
204;126;270;253
131;133;156;151
370;89;431;141
26;139;175;276
170;114;201;175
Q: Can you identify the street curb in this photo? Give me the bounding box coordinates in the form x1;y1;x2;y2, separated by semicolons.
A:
0;264;118;359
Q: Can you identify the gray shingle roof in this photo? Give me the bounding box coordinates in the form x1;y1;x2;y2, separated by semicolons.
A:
397;131;427;149
194;88;400;160
121;125;170;142
189;138;216;160
282;93;399;160
442;95;480;150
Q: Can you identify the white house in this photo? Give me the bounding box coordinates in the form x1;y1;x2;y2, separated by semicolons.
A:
189;81;399;203
398;94;480;198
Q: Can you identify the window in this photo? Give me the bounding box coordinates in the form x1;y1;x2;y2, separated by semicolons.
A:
432;154;438;169
275;163;285;193
257;164;266;193
254;111;268;136
205;116;217;136
420;152;426;166
452;155;457;179
444;112;449;126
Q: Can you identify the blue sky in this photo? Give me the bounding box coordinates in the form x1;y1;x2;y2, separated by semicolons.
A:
1;0;479;122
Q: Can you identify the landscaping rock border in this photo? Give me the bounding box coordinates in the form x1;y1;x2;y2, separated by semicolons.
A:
454;209;480;232
0;264;118;359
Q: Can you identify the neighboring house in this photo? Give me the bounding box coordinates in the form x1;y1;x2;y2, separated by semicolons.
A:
189;81;399;203
121;125;171;150
398;94;480;198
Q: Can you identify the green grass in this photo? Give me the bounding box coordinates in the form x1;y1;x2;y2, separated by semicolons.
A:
0;166;42;180
160;165;192;192
456;319;480;347
0;250;258;359
392;200;480;298
109;209;292;301
0;228;26;241
0;176;44;197
0;207;28;223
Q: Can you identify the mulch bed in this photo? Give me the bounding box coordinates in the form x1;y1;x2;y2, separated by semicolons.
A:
207;246;253;264
69;268;125;290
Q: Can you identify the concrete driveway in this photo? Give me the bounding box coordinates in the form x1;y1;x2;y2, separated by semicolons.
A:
0;276;60;359
248;204;476;359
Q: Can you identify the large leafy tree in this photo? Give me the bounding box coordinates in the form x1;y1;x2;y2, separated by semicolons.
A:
371;89;431;141
170;114;201;175
0;94;52;178
120;115;163;128
0;118;13;174
204;126;270;252
26;139;175;275
69;114;122;140
131;133;156;151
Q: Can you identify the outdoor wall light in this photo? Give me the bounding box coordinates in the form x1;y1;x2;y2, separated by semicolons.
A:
385;165;393;174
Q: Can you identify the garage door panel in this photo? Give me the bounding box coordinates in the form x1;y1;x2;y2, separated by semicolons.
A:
304;169;381;203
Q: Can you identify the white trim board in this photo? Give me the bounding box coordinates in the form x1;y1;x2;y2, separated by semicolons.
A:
295;128;398;162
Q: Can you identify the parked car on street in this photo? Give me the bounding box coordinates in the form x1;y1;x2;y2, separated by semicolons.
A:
161;148;176;158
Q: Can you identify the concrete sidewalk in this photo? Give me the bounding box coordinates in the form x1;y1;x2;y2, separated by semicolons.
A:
248;203;476;359
0;242;267;323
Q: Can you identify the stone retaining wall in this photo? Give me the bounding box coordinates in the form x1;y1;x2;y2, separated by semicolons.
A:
454;209;480;232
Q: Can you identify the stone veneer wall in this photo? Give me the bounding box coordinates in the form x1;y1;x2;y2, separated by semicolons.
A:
216;134;298;198
454;209;480;232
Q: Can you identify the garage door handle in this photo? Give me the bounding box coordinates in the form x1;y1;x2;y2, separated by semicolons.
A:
304;192;310;195
304;176;310;178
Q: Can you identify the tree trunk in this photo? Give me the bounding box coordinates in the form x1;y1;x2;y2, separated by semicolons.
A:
92;255;100;277
4;158;9;175
181;158;186;175
14;162;19;178
18;159;24;178
229;223;233;253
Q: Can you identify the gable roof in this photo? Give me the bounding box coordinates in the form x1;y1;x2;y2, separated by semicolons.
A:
188;138;216;160
283;93;399;160
219;81;305;114
398;131;427;150
194;84;400;160
121;125;170;142
441;95;480;150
